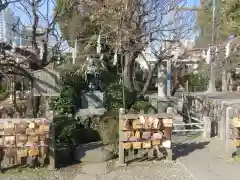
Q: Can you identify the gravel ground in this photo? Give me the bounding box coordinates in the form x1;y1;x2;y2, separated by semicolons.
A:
0;163;83;180
0;160;195;180
98;161;195;180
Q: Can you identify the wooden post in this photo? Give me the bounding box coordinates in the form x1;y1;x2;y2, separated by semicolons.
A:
225;107;232;152
202;116;211;138
49;122;56;169
219;102;226;140
165;108;173;161
45;96;50;117
0;147;3;173
118;108;126;166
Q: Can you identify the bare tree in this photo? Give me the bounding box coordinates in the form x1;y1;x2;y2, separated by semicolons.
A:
0;0;75;116
0;0;20;11
76;0;195;94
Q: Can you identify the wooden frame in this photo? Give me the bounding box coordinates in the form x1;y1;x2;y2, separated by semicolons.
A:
118;109;173;165
0;117;55;171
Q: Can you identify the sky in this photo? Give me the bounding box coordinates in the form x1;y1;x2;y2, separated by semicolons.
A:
9;0;200;50
10;0;200;26
11;0;55;26
187;0;199;7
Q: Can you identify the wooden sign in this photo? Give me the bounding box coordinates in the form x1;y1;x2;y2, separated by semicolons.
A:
31;68;60;97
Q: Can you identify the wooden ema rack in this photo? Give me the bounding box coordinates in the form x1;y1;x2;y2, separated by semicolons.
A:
118;113;173;164
231;117;240;154
0;118;55;171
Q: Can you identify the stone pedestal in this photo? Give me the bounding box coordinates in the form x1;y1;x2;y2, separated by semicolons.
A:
157;64;167;98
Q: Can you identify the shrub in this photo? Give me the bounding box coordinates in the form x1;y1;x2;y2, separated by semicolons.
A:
93;110;119;155
99;71;118;90
54;115;82;146
0;85;6;94
186;73;208;92
54;115;101;149
50;70;88;115
0;91;9;101
130;100;157;113
103;84;136;110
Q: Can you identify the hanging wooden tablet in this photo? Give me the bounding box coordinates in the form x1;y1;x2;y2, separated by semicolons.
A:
38;123;50;134
5;147;17;165
124;118;132;130
124;131;134;141
152;139;161;146
28;135;39;143
28;148;39;157
0;123;4;130
16;134;27;147
132;142;142;149
123;142;132;149
162;119;173;127
0;137;3;146
17;149;28;158
142;132;151;140
152;118;160;129
4;121;14;135
145;117;153;129
142;141;152;149
26;127;33;134
162;140;171;148
135;130;141;139
151;132;163;145
133;118;143;129
15;122;28;134
29;122;36;129
40;140;48;154
4;136;15;147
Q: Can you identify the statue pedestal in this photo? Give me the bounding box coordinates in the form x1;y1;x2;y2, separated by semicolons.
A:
157;64;167;98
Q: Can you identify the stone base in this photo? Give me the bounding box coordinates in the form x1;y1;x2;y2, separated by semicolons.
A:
116;161;127;167
147;94;171;113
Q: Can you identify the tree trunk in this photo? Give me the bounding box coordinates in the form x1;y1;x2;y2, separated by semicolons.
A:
140;65;157;96
123;55;133;91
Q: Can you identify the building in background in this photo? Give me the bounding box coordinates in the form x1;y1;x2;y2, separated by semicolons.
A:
0;7;18;43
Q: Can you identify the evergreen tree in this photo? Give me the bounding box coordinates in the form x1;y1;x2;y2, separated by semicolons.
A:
197;0;240;46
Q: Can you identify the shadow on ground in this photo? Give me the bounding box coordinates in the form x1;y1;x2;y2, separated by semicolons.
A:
172;141;210;160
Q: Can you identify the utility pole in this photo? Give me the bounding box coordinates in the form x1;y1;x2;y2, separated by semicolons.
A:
207;0;216;93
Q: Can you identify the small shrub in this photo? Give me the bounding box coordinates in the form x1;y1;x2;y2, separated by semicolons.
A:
94;110;119;155
50;70;88;115
54;115;82;146
103;84;136;110
186;73;208;92
0;85;6;93
99;71;118;90
0;91;9;101
130;100;157;113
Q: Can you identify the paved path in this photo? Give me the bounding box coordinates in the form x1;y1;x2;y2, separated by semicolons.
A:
73;135;240;180
175;137;240;180
74;161;195;180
